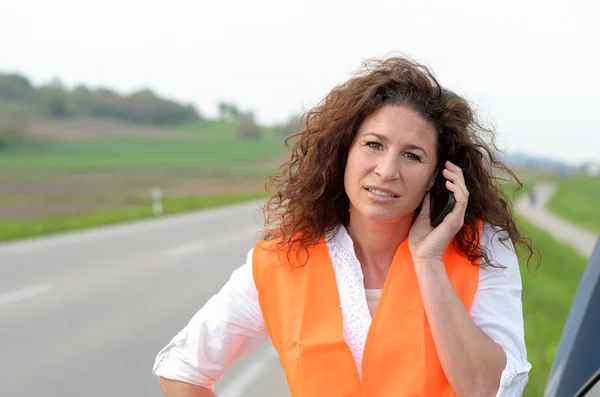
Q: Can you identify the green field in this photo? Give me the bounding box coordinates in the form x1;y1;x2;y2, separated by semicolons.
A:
0;136;283;171
546;175;600;232
0;119;287;171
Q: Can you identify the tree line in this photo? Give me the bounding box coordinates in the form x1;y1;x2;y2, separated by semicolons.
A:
217;101;304;142
0;72;200;125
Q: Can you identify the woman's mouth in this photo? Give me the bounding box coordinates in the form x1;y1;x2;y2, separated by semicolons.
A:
364;187;399;202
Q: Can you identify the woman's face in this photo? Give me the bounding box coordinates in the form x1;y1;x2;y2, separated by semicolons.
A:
344;105;438;224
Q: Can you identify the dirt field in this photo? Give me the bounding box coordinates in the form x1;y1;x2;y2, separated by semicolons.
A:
0;115;186;141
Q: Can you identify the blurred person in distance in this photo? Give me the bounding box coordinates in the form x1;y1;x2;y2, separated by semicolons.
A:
153;55;534;397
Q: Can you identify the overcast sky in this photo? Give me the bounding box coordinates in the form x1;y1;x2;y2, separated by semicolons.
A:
1;0;597;165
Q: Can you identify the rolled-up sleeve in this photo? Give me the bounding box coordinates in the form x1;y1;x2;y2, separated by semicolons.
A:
152;248;269;390
471;224;532;397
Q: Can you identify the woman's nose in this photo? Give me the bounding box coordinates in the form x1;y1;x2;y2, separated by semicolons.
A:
374;155;400;181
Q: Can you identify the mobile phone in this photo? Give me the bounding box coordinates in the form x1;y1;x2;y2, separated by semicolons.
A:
429;165;455;227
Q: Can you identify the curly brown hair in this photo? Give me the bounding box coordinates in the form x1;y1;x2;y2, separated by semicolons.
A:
261;56;536;268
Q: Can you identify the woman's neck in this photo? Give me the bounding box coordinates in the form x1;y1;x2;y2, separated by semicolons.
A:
345;214;413;287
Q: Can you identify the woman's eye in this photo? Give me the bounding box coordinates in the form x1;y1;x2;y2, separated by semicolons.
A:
404;152;421;161
366;141;382;150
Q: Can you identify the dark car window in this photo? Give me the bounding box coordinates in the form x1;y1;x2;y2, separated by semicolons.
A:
544;238;600;397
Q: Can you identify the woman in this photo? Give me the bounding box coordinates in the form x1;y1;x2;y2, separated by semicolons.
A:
153;56;534;396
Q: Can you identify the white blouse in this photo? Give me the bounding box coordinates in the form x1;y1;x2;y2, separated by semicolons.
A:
153;222;532;396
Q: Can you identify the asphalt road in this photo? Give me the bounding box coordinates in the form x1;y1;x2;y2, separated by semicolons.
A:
0;200;291;397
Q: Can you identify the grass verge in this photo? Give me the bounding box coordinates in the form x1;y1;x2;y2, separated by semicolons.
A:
546;175;600;232
0;192;266;242
519;218;588;396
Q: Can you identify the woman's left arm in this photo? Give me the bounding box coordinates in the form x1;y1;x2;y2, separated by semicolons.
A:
415;255;506;397
409;161;529;397
414;258;507;397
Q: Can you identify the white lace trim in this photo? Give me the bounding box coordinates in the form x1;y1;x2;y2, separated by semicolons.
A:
499;354;532;387
325;227;373;379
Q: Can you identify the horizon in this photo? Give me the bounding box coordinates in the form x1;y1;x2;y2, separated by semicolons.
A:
1;0;597;165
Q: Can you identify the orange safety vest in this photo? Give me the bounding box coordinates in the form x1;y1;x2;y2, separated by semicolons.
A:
252;230;480;397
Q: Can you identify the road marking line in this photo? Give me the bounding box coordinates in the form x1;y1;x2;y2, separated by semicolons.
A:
164;242;208;258
163;227;260;259
218;347;278;397
0;283;53;306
